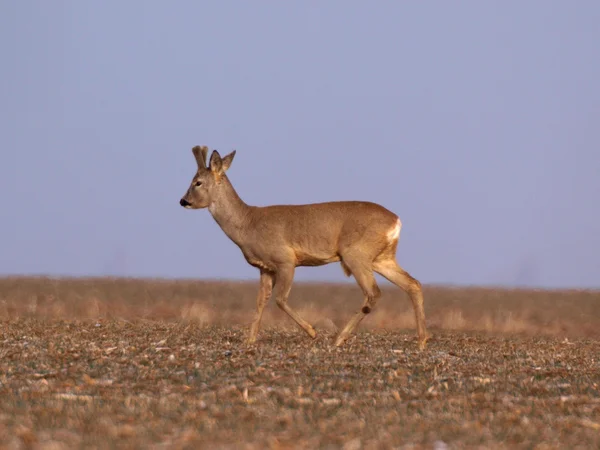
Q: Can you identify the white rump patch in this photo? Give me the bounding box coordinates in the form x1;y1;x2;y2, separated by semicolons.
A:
386;218;401;242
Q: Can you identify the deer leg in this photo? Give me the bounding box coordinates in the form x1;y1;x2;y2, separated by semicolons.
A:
374;259;429;350
246;270;274;345
273;264;317;339
334;259;381;347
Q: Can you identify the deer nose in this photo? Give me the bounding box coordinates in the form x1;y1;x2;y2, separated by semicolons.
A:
180;198;190;207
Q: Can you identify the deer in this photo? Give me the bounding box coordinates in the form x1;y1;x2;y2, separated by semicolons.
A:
179;145;430;350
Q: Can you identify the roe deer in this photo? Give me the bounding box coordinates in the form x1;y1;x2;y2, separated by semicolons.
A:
180;145;429;349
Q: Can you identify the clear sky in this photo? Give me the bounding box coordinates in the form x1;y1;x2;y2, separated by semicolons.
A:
1;1;599;289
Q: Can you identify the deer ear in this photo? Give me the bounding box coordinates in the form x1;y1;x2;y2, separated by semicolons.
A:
209;150;223;174
221;150;236;172
192;145;209;169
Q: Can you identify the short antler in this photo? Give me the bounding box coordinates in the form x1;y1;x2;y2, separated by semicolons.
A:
192;145;209;169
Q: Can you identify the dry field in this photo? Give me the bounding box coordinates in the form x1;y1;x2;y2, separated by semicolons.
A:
1;277;599;449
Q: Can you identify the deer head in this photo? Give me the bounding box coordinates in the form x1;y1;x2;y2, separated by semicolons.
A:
179;145;236;209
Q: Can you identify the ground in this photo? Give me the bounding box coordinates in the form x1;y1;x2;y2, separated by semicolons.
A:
0;278;599;449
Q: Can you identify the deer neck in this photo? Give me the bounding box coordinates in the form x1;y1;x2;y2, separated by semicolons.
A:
208;176;252;245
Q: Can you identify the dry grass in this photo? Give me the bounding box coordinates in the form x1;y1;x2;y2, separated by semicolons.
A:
1;277;599;449
0;277;599;338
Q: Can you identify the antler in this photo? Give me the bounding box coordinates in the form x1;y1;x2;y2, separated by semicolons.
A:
192;145;209;169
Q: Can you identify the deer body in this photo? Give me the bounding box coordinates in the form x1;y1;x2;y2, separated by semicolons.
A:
180;146;429;349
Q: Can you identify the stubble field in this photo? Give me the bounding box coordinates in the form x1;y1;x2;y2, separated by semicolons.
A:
1;277;599;449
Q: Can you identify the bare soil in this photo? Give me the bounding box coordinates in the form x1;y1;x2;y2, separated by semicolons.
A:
1;277;599;449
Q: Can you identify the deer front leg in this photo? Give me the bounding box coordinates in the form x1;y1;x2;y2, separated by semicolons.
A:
273;264;317;339
246;270;274;345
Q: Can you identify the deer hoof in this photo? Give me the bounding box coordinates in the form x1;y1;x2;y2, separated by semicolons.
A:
417;334;430;351
334;334;347;347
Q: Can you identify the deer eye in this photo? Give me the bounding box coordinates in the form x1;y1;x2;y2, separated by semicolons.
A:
194;181;202;187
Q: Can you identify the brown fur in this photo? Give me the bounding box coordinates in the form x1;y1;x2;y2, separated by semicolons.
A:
180;145;429;349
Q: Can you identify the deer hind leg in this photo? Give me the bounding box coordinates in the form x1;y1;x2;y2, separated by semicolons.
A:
246;270;274;345
373;258;429;350
273;264;317;339
334;256;381;347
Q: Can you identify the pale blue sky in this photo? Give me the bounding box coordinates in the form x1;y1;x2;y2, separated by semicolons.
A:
1;1;599;289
